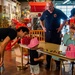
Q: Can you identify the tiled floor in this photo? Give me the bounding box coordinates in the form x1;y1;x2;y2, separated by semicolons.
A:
2;50;72;75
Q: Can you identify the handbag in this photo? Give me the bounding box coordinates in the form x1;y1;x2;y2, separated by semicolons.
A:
66;44;75;58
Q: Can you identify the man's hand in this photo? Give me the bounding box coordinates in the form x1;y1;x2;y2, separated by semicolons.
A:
57;27;62;33
57;20;67;33
42;27;46;32
57;25;63;33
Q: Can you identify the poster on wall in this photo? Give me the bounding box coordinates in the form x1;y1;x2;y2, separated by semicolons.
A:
11;1;16;19
3;0;11;19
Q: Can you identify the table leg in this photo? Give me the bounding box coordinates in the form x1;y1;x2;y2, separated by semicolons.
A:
60;60;65;75
17;47;26;70
60;60;62;75
71;62;74;75
50;58;52;71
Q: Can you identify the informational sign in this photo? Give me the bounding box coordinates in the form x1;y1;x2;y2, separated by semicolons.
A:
29;2;46;12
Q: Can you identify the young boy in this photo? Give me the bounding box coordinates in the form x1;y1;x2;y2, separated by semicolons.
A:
28;37;44;75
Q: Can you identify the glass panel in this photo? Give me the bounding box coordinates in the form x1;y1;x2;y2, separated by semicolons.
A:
56;5;74;19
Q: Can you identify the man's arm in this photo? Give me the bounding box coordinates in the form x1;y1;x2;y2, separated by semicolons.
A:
0;36;11;55
40;21;46;32
57;20;67;33
0;36;10;61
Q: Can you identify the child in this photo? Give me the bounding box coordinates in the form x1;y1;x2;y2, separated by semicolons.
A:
28;37;44;75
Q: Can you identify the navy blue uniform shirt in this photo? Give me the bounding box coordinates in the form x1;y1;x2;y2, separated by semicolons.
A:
40;8;67;31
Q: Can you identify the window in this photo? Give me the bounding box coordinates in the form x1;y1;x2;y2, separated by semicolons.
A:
56;5;75;18
56;5;75;36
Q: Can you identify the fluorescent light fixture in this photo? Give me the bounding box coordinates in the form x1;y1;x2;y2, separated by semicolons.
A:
63;0;70;4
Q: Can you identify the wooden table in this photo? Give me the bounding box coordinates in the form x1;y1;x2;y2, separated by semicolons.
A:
38;41;75;75
19;42;75;75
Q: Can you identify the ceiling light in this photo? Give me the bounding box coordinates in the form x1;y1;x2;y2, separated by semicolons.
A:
63;0;70;4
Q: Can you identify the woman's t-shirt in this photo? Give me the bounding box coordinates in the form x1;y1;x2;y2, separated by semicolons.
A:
0;28;17;41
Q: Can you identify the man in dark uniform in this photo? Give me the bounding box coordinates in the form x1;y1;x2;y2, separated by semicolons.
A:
0;27;29;70
40;1;67;70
